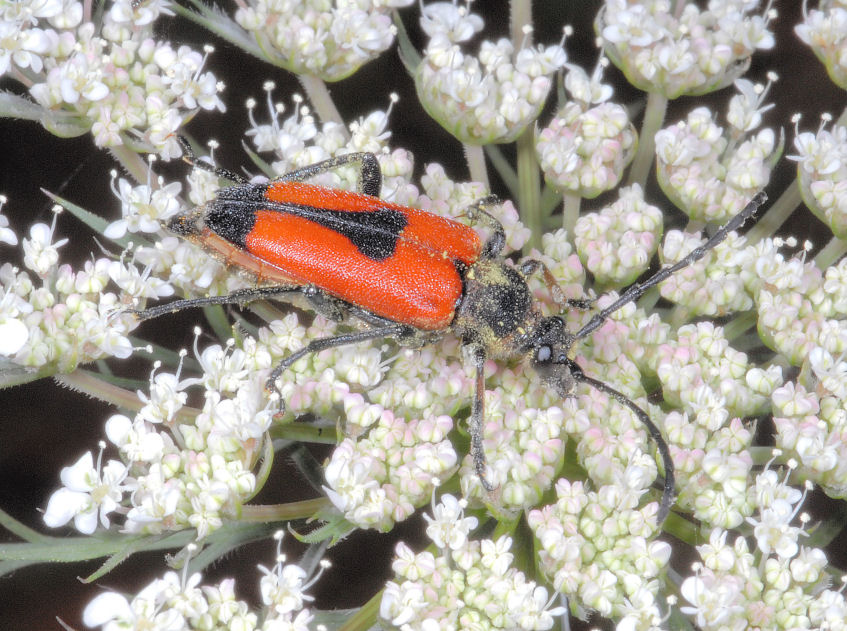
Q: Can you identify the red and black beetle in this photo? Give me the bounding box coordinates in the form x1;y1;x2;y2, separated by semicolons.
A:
134;136;767;521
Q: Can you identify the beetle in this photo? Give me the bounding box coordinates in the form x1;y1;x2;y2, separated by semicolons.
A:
133;136;767;522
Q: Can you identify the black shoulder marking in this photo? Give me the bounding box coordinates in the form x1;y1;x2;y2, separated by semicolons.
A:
205;185;266;248
206;183;409;261
306;206;408;261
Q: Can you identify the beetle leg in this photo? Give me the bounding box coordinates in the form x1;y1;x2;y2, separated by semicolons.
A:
518;258;572;308
178;135;383;197
302;286;352;322
127;285;302;322
176;135;248;184
564;297;596;310
274;152;382;198
520;259;597;314
569;360;675;523
464;195;505;259
266;322;412;409
469;345;495;491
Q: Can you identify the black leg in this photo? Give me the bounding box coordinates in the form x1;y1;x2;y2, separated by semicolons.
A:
518;258;579;308
177;135;247;184
274;152;382;197
574;192;767;340
177;136;382;197
469;345;495;491
464;195;505;258
128;285;303;322
266;323;412;404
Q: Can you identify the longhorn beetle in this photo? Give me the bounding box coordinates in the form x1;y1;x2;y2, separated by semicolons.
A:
133;136;767;522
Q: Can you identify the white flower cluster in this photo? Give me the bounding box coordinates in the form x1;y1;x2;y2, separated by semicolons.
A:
791;120;847;239
1;0;223;154
83;532;325;631
562;253;783;531
101;164;240;301
536;65;637;198
105;172;183;237
527;478;670;627
599;0;774;97
795;0;847;90
324;404;459;531
0;207;144;369
750;238;847;366
662;389;755;529
655;79;777;223
414;2;566;144
645;317;781;529
44;342;272;539
573;185;662;287
459;393;567;510
381;495;566;630
773;356;847;498
653;322;777;418
234;0;414;81
548;295;669;514
680;470;845;630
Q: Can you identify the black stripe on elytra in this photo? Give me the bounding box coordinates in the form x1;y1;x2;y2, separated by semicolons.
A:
205;185;409;261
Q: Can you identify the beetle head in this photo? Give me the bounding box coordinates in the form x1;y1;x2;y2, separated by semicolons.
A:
525;316;579;398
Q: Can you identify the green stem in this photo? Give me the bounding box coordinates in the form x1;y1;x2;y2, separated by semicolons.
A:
464;143;489;188
484;144;519;197
338;590;383;631
636;286;660;313
55;369;203;423
510;0;541;248
298;74;346;130
517;127;541;248
722;310;756;342
815;236;847;269
55;369;146;412
271;422;339;444
203;304;236;342
110;143;149;183
510;0;532;46
667;303;692;330
562;192;581;237
240;498;331;522
627;91;668;187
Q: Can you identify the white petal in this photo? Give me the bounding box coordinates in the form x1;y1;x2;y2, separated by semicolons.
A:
74;505;99;534
0;319;28;355
43;488;87;528
105;414;132;447
83;592;131;626
59;451;95;491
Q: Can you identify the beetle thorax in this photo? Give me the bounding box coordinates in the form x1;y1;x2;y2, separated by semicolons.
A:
452;258;541;359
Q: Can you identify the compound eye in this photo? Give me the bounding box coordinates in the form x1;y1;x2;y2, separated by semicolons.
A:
535;344;552;364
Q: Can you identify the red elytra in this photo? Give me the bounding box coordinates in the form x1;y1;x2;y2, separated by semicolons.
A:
236;182;483;330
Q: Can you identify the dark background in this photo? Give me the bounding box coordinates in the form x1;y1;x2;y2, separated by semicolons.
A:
0;1;844;629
